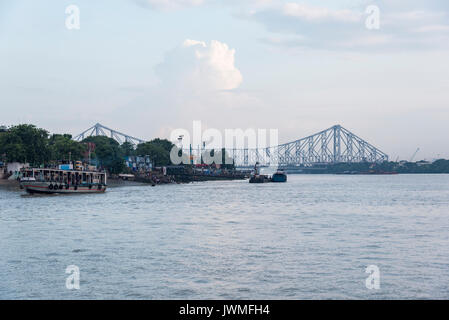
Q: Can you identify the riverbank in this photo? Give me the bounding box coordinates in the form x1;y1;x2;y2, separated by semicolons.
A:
106;178;148;187
171;172;247;183
0;178;17;185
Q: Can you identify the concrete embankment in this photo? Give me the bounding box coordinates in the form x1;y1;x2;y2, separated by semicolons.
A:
106;178;148;187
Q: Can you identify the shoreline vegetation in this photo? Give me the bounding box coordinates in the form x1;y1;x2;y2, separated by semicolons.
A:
0;124;177;174
1;124;449;183
292;160;449;174
0;124;242;185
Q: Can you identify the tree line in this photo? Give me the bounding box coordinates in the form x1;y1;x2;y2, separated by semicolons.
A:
323;160;449;174
0;124;174;174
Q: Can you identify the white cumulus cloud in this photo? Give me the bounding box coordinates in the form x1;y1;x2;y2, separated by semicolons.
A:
155;39;243;91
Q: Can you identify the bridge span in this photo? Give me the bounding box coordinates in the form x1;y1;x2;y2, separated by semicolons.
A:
74;123;388;167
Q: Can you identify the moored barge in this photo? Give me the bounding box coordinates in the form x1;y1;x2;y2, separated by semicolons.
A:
271;170;287;182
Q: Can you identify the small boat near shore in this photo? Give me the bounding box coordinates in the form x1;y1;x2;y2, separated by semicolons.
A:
19;166;107;194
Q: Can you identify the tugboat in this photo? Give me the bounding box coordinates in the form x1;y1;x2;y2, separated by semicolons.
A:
271;170;287;182
249;163;288;183
249;174;271;183
249;162;270;183
19;164;107;194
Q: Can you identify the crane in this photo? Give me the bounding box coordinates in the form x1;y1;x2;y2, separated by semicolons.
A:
410;148;420;162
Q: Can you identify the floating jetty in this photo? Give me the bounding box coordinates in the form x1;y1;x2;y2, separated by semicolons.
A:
171;171;247;183
121;165;248;185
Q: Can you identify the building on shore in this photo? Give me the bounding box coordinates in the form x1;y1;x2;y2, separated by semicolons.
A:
7;162;29;175
125;155;152;172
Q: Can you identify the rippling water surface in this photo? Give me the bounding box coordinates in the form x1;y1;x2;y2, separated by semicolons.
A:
1;174;449;299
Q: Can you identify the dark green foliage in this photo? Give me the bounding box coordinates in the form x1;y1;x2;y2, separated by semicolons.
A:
0;125;89;166
324;160;449;174
121;141;135;157
430;159;449;173
0;124;173;173
135;139;174;166
394;159;449;174
49;134;86;161
0;124;51;165
82;136;125;174
147;138;174;153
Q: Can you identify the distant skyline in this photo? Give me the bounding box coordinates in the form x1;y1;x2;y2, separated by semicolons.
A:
1;0;448;160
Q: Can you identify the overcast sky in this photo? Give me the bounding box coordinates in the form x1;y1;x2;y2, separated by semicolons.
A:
1;0;448;160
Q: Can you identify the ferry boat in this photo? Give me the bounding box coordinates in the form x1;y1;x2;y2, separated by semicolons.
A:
19;166;107;194
249;162;271;184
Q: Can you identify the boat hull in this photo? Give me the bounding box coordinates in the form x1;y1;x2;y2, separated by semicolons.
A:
249;175;270;183
21;181;106;194
271;173;287;182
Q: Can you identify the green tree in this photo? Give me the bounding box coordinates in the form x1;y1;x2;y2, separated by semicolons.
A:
0;124;50;165
0;136;26;163
431;159;449;173
135;139;174;166
82;136;125;174
147;138;174;153
49;134;86;161
136;143;169;166
121;141;135;156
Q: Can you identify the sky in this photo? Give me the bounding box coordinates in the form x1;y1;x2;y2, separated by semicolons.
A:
0;0;448;160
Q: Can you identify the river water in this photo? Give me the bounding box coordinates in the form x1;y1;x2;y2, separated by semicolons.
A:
1;174;449;299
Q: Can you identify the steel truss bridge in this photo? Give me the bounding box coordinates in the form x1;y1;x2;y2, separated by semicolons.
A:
74;123;388;167
74;123;145;145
